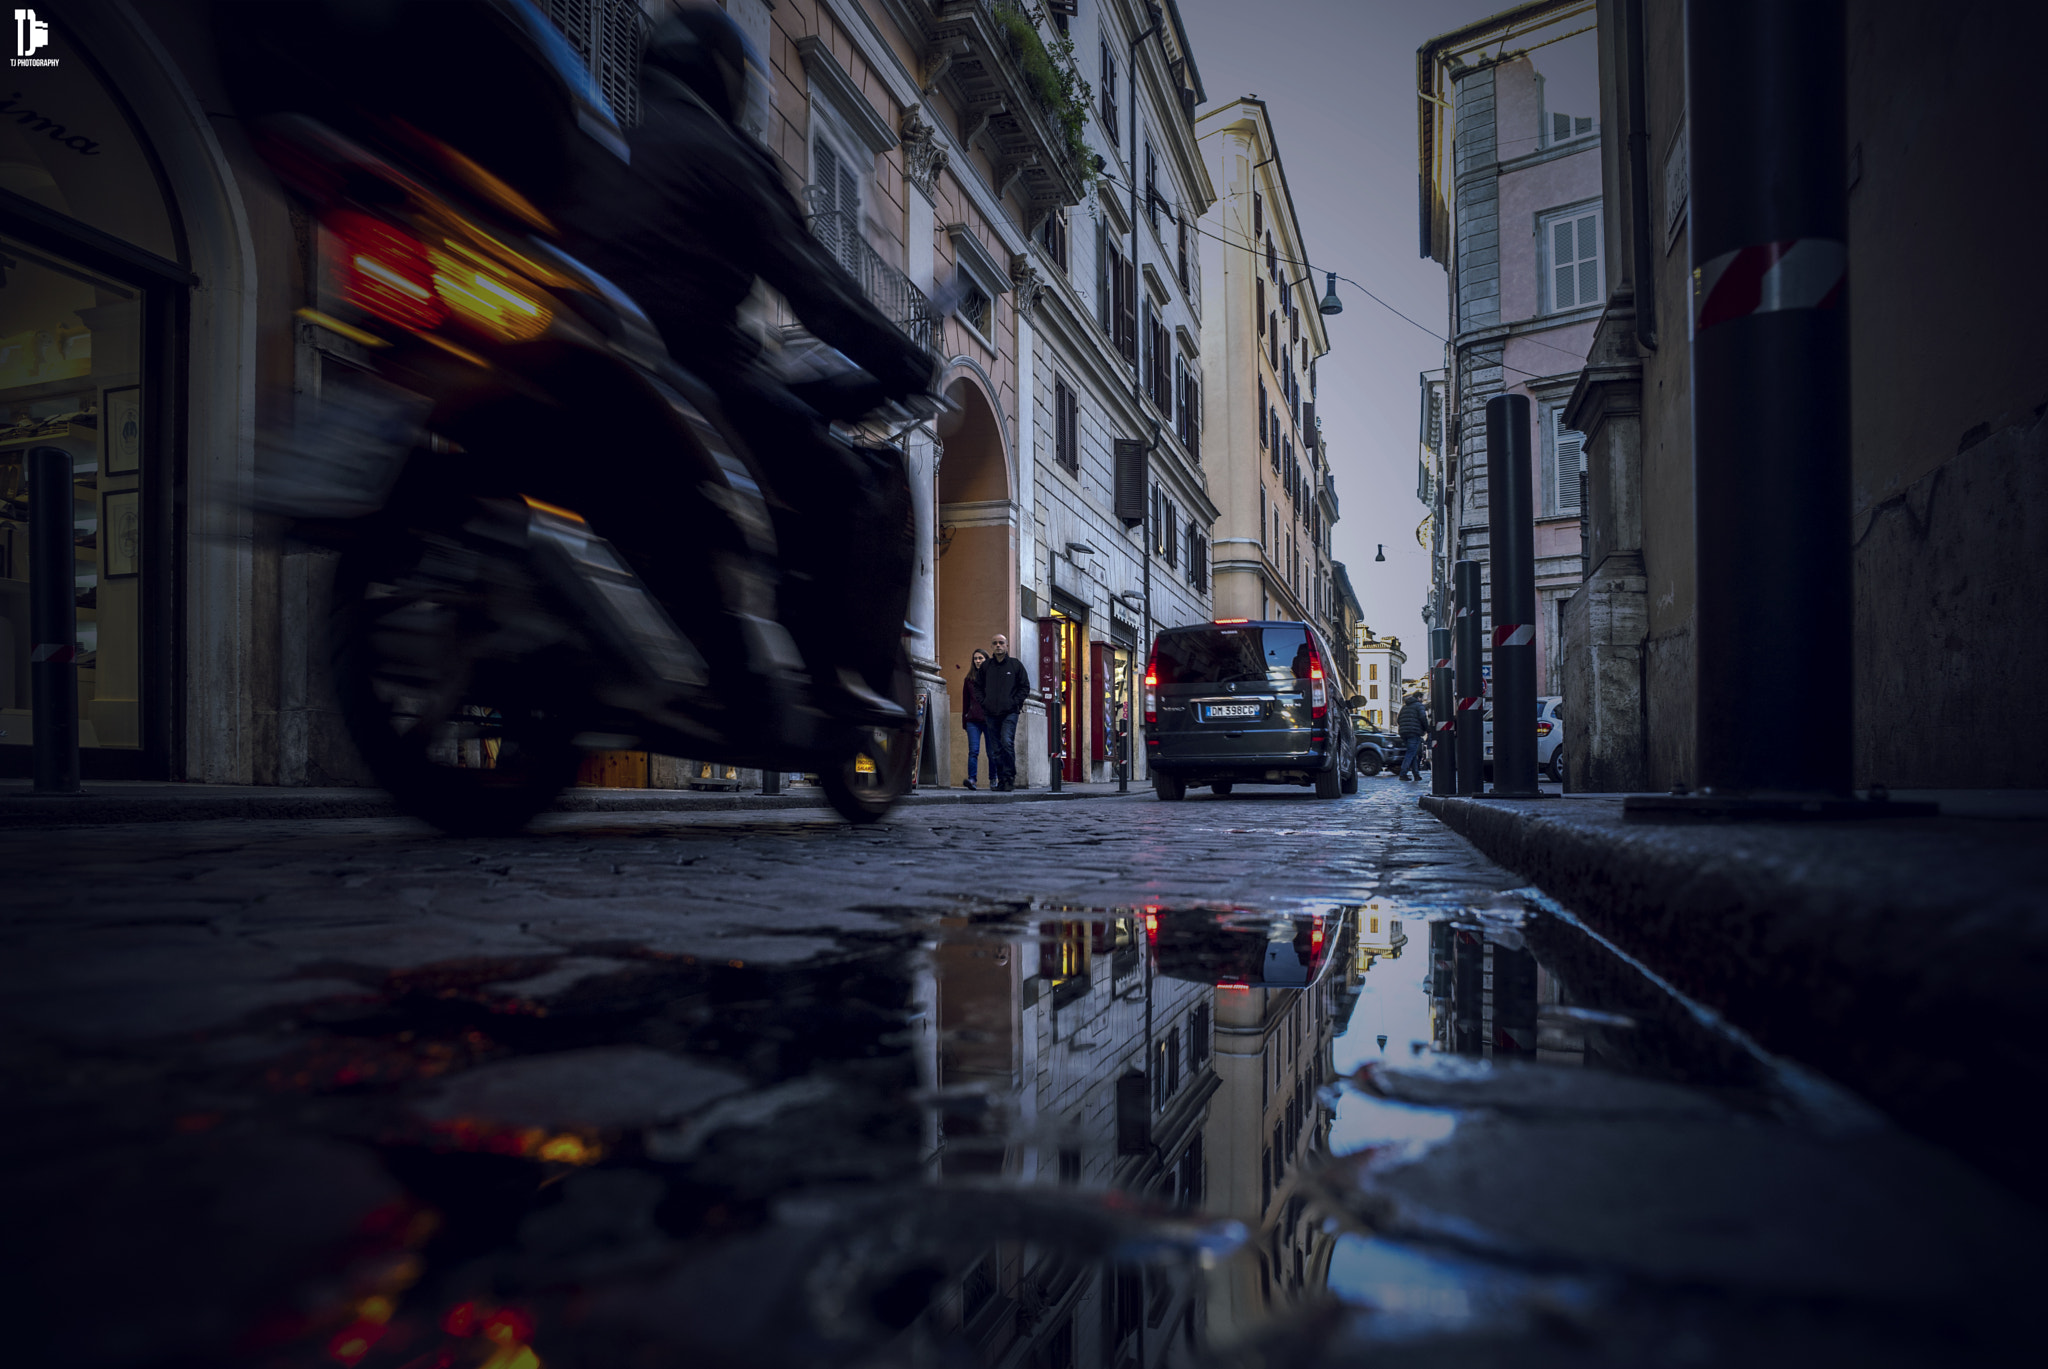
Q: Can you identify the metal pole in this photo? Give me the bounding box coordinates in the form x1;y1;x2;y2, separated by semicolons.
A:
1429;626;1454;796
1453;559;1484;794
1687;0;1850;798
29;446;83;795
1485;394;1539;796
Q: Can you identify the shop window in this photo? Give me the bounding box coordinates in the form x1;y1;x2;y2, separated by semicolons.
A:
0;239;147;755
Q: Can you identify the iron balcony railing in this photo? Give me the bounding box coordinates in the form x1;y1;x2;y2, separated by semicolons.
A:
805;206;939;356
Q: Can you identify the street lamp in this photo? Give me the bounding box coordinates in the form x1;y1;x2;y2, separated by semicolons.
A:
1375;544;1386;562
1281;271;1344;317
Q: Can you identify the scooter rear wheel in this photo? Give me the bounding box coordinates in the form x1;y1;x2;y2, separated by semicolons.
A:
820;648;919;824
332;536;582;837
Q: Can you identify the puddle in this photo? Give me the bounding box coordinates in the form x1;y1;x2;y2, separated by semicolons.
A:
26;899;2039;1366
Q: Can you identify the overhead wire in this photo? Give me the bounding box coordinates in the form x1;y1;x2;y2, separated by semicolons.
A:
1083;163;1593;382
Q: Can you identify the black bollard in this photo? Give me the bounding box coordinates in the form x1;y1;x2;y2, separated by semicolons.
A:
1485;395;1540;797
1687;0;1849;798
29;446;84;795
1430;627;1454;796
1453;560;1485;795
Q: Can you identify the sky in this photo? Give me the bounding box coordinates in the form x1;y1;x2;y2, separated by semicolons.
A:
1174;0;1598;648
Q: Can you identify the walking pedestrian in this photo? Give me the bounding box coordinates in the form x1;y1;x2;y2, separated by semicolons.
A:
961;649;990;789
979;633;1032;791
1396;689;1430;781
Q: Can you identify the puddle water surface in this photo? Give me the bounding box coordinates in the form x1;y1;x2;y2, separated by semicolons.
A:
94;898;2032;1367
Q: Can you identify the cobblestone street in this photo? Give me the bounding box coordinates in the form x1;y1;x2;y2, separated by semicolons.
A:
4;781;2039;1368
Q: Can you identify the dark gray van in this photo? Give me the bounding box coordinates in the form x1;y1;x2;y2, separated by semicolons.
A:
1143;620;1359;800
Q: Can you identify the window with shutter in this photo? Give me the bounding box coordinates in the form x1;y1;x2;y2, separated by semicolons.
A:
1039;210;1069;272
1101;44;1119;145
1258;379;1268;448
1054;377;1079;475
1542;402;1586;514
1253;191;1263;237
1540;203;1602;312
1117;253;1138;363
1145;142;1159;230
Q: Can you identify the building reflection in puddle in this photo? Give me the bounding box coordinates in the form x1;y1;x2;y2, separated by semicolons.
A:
917;905;1357;1366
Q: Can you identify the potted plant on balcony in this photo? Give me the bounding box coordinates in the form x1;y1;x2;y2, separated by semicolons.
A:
989;2;1095;183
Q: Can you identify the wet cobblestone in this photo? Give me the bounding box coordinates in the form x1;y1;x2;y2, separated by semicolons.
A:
1;779;2038;1367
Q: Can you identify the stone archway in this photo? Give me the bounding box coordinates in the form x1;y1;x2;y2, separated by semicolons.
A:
934;372;1015;786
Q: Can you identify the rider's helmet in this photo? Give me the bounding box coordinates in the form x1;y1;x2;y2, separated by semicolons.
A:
641;3;770;137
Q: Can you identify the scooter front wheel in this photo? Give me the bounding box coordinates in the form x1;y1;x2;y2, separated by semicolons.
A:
331;536;582;837
820;651;919;824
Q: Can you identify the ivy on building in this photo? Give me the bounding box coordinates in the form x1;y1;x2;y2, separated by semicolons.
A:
991;2;1096;185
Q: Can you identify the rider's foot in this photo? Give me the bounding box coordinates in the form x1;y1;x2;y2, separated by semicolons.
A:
819;669;908;728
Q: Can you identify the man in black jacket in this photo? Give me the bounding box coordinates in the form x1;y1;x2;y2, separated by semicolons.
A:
977;634;1033;791
1396;690;1431;781
560;6;932;724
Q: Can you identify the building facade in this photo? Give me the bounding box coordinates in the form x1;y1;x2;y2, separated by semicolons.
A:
1352;628;1408;730
1556;0;2048;792
1194;99;1341;639
1416;6;1597;729
1019;0;1216;788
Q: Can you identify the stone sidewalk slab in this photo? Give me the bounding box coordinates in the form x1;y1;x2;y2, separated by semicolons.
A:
1418;791;2048;1208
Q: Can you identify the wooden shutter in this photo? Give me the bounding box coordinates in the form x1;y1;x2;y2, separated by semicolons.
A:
1554;409;1585;512
1575;213;1598;308
1113;438;1148;526
1096;219;1110;326
1118;255;1138;362
1551;216;1576;309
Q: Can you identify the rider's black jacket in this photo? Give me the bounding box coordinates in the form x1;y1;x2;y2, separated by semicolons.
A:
560;84;930;399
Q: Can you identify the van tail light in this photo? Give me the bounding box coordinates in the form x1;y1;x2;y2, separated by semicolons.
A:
1143;649;1159;727
1307;641;1328;720
326;209;445;332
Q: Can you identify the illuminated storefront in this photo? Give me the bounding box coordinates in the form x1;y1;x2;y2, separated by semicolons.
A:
0;27;183;778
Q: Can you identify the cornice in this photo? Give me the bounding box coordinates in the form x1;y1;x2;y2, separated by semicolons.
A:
796;35;899;155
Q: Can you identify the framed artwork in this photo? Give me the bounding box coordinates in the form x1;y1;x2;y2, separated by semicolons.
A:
103;488;140;578
101;384;142;476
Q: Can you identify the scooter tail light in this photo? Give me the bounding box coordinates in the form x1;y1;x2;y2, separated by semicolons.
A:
325;209;445;332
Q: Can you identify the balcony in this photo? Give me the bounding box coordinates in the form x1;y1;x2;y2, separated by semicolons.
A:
806;207;939;355
896;0;1091;214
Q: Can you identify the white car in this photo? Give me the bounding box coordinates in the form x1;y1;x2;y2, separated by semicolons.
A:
1483;696;1565;782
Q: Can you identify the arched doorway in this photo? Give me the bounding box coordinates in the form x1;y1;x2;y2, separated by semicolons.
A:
0;21;195;780
934;372;1015;786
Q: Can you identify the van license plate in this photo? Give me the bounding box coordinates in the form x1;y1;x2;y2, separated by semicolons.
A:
1202;703;1261;721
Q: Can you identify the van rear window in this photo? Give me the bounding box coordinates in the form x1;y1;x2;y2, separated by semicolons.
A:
1153;626;1310;686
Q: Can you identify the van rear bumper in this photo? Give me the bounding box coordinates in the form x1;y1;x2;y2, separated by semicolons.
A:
1149;742;1335;783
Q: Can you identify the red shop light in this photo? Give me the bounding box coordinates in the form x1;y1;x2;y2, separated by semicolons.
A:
326;209;445;332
